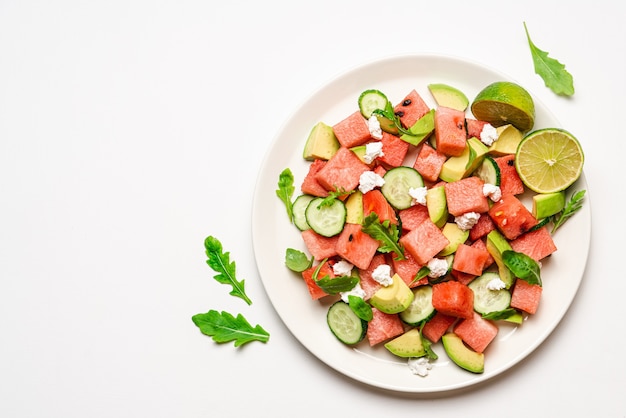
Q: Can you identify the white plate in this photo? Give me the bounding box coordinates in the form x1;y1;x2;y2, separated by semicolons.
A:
251;54;591;393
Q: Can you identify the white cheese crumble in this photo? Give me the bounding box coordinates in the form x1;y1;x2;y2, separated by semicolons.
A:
455;211;480;231
340;282;366;303
427;257;449;278
479;123;499;146
409;186;428;206
371;264;394;287
332;260;354;277
483;183;502;202
358;170;385;194
367;115;383;140
363;141;384;163
486;277;507;290
408;357;433;377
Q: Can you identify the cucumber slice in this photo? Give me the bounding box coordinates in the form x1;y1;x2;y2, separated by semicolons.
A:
358;89;389;119
305;197;346;237
327;301;367;345
399;285;435;326
292;194;314;231
381;166;424;210
468;272;512;315
473;154;501;186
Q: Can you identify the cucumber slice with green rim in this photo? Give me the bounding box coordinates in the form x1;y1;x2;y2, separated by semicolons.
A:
473;154;501;186
468;271;512;315
293;194;315;231
381;166;424;210
399;285;435;326
327;301;367;345
358;89;389;119
305;197;346;237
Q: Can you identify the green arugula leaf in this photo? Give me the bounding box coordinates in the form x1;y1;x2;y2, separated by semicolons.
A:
502;250;542;286
481;308;519;321
551;189;586;233
419;327;438;360
318;187;353;208
348;295;373;321
361;213;405;259
276;168;295;223
315;274;359;294
411;266;431;285
192;310;269;347
524;22;575;96
284;248;313;272
204;236;252;305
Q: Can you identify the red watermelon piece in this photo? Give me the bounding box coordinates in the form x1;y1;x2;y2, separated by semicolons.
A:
452;243;490;276
510;226;557;261
393;89;430;129
471;238;494;269
377;131;410;168
413;142;447;182
494;154;525;196
363;189;398;225
451;269;477;286
399;219;450;265
466;118;489;139
488;194;538;240
301;261;335;300
444;176;490;216
422;312;457;343
366;308;405;346
432;281;474;319
469;213;496;241
390;251;427;288
510;278;542;314
301;229;339;261
398;204;430;231
301;159;329;197
335;223;380;269
358;253;387;300
315;147;370;193
453;311;498;353
332;111;372;148
435;106;467;157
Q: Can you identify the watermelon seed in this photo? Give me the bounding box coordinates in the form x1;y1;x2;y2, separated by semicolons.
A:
395;111;405;117
402;99;412;106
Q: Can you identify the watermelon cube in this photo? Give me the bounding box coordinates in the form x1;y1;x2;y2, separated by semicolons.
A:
435;106;467;157
335;223;380;270
494;154;525;196
377;131;410;168
366;308;405;346
332;111;372;148
422;312;457;343
510;226;557;261
511;278;542;314
315;147;370;193
466;118;489;139
363;189;398;225
397;204;430;231
453;312;498;353
488;194;538;240
301;159;329;197
390;251;427;288
399;219;450;265
452;243;490;276
357;253;387;300
431;281;474;319
413;142;447;182
301;261;335;300
393;89;430;129
444;176;490;216
301;229;339;261
469;213;496;241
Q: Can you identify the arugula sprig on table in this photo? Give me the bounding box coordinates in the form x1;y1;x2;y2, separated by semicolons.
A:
204;235;252;305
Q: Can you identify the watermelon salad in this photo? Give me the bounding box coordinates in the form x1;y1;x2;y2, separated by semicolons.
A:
278;84;583;376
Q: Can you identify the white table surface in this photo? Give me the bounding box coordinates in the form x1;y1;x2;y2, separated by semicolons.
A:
1;1;624;417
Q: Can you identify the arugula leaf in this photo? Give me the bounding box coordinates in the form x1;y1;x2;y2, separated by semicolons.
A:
284;248;313;272
315;274;359;294
348;295;373;321
276;168;295;223
361;213;405;259
551;189;586;233
481;308;519;321
204;236;252;305
318;187;353;208
420;327;438;360
502;250;542;286
411;266;431;285
192;310;269;347
524;22;575;96
372;104;412;136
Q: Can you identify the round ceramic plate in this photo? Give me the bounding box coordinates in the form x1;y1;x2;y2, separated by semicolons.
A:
251;54;590;393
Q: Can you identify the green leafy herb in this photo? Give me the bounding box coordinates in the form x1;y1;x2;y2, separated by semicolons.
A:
192;310;269;347
419;327;438;360
481;308;519;321
276;168;295;222
551;189;586;233
411;266;431;285
372;102;412;136
284;248;313;272
502;250;542;286
524;22;575;96
361;213;405;259
315;274;360;294
348;295;373;322
204;236;252;305
318;187;353;208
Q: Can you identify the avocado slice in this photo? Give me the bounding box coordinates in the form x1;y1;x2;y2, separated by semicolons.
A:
344;191;364;224
442;332;484;373
428;83;470;112
438;223;469;257
439;137;489;183
488;124;523;156
485;230;515;288
302;122;340;161
400;109;435;146
426;185;448;228
369;273;414;314
384;328;426;358
532;191;565;219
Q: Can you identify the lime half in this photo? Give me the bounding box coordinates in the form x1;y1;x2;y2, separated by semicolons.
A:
515;128;584;193
471;81;535;133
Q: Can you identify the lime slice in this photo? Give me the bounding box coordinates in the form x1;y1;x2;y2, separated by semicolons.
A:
515;128;584;193
471;81;535;133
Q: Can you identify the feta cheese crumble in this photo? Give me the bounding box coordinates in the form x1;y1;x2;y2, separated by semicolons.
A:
409;186;428;206
333;260;354;277
427;257;449;278
340;282;366;303
455;211;480;231
486;277;507;290
358;170;385;193
479;123;499;146
408;357;433;377
371;264;393;287
483;183;502;202
367;115;383;140
363;141;384;164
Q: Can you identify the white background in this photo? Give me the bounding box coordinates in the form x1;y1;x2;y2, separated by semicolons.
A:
0;1;623;417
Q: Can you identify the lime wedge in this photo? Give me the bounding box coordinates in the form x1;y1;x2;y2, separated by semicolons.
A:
471;81;535;133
